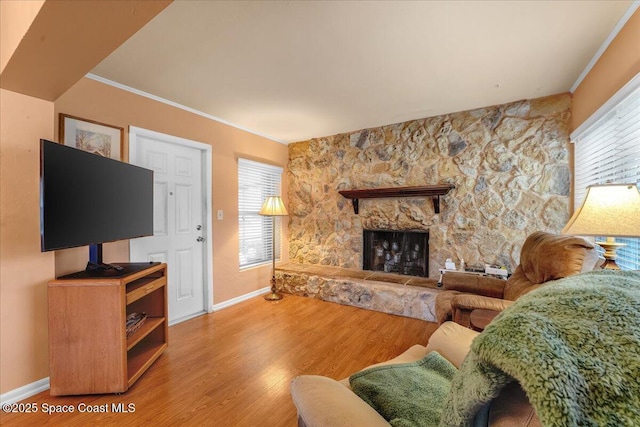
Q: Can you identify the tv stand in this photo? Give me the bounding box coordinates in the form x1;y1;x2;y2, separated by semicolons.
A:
86;261;123;271
48;263;168;395
86;243;124;271
60;262;161;280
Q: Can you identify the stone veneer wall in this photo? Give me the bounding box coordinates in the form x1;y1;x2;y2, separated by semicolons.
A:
287;94;571;278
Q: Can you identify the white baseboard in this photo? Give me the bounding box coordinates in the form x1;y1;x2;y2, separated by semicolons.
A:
212;286;270;311
0;288;270;404
0;377;49;405
168;310;208;326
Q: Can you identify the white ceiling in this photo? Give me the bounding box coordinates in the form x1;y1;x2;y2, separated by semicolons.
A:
90;0;635;144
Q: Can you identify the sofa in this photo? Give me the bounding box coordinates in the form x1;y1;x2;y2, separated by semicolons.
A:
291;321;539;427
291;270;640;427
435;231;599;328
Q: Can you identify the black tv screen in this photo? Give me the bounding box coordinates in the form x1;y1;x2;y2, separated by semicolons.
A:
40;139;154;252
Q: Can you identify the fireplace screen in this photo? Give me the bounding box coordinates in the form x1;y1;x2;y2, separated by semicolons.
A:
363;229;429;277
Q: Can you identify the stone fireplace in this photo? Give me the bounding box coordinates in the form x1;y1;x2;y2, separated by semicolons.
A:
363;229;429;277
287;93;572;279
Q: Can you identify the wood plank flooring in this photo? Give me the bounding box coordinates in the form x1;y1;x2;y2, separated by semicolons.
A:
0;295;438;427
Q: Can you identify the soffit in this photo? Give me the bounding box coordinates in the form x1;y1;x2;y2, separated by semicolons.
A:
0;0;171;101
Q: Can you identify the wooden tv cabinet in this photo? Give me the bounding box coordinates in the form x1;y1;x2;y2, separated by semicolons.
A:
48;263;168;396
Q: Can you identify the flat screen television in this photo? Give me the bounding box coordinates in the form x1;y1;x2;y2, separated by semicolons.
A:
40;139;154;276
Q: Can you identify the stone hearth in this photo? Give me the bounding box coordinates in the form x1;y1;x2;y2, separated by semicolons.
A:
275;263;440;322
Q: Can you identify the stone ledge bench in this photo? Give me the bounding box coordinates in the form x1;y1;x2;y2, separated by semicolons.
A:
274;263;441;322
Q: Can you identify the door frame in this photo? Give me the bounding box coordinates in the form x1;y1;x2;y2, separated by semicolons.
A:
129;126;214;314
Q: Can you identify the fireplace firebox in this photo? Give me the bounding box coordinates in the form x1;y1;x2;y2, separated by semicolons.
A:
363;229;429;277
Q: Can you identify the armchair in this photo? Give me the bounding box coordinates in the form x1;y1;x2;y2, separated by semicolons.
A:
435;231;599;328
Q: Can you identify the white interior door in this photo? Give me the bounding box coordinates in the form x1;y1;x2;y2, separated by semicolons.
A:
129;128;210;324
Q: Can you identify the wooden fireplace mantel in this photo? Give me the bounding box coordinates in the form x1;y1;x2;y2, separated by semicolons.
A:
338;184;455;214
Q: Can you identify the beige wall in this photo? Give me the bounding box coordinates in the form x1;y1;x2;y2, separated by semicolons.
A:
572;8;640;131
54;77;290;303
0;0;45;73
0;77;289;396
0;89;56;393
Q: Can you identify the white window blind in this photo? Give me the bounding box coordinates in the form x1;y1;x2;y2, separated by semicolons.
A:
572;74;640;270
238;158;283;269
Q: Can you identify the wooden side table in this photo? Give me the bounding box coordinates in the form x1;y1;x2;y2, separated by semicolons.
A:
469;309;499;331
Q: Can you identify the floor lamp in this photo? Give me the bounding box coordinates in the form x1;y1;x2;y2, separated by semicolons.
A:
259;196;288;300
562;183;640;270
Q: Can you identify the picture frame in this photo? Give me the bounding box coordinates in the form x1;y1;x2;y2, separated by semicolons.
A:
59;114;124;160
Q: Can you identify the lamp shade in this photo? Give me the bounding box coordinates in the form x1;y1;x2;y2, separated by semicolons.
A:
562;184;640;237
259;196;288;216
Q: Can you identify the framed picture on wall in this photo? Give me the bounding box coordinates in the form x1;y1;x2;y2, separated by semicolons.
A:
59;114;124;160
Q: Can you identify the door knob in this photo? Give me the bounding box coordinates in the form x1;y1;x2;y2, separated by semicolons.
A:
197;236;205;242
196;225;202;230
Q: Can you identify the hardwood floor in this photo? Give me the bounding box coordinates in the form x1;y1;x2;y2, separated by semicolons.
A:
1;295;438;426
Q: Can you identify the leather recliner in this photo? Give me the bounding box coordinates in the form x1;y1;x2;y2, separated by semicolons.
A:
435;231;599;328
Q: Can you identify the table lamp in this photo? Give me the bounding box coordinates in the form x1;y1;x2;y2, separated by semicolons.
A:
562;183;640;269
259;195;288;300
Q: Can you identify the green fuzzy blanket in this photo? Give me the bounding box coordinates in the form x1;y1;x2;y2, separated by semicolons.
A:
350;351;457;427
441;270;640;427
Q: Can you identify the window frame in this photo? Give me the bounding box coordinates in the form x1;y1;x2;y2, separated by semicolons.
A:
571;72;640;271
237;158;284;270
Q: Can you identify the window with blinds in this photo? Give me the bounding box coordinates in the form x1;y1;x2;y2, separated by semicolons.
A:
238;158;283;269
572;73;640;270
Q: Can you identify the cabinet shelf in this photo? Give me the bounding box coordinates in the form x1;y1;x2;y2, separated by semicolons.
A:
127;317;166;351
338;184;455;214
127;276;166;304
127;340;168;387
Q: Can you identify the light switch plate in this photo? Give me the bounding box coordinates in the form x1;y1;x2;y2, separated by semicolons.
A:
217;210;223;220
